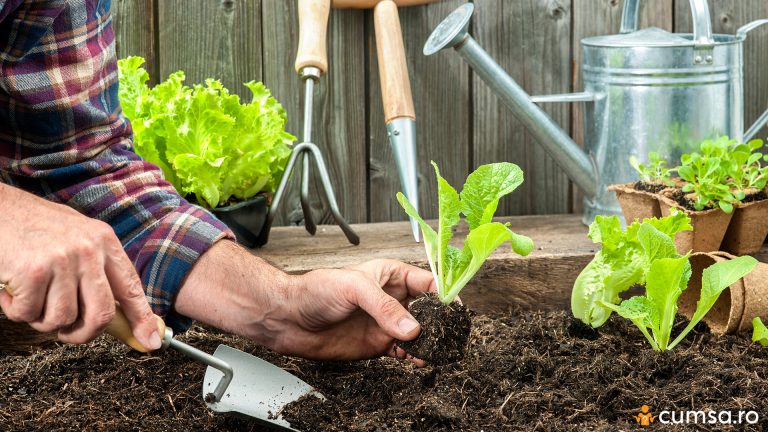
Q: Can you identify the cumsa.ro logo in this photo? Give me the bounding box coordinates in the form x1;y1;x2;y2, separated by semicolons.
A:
635;405;656;426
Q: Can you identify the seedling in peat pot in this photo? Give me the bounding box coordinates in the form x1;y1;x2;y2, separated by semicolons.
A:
571;212;692;328
629;152;674;191
754;317;768;347
396;162;533;364
601;252;757;352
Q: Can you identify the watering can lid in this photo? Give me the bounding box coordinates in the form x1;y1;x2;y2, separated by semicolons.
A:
583;27;693;48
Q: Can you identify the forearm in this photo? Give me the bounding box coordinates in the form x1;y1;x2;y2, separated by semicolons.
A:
173;240;296;347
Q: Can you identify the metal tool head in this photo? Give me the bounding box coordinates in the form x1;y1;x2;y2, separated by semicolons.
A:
203;344;322;431
423;2;473;55
387;118;421;242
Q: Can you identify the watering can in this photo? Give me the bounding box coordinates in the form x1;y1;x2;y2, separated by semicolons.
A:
425;0;768;224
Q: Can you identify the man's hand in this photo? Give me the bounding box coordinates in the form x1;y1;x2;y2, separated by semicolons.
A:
175;242;436;364
0;184;161;349
269;260;435;363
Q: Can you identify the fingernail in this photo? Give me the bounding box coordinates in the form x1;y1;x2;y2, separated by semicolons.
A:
398;315;419;334
148;331;162;350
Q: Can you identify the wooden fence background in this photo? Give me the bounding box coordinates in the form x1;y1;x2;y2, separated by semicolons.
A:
111;0;768;225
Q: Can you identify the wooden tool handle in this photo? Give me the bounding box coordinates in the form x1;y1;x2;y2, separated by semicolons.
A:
295;0;331;74
2;285;165;353
332;0;437;9
374;0;415;122
106;305;166;353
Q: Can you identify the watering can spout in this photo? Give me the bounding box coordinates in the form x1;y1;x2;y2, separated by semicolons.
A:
424;4;598;199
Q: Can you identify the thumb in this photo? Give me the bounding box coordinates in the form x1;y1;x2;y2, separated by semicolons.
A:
351;281;421;340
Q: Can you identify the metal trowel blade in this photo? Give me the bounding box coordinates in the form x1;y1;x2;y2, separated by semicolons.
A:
203;344;322;431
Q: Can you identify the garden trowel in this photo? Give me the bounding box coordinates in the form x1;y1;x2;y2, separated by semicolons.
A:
0;282;318;432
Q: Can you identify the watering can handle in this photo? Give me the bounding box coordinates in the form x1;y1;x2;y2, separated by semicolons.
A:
621;0;714;55
738;19;768;142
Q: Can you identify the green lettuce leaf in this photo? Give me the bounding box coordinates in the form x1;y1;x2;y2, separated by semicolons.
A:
753;317;768;347
117;56;295;208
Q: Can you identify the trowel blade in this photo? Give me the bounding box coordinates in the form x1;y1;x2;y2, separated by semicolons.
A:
387;118;420;243
204;344;321;431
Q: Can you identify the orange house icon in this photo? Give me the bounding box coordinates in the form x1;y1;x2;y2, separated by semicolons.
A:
635;405;656;426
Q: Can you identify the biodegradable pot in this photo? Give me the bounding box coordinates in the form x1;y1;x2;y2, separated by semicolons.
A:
210;194;271;248
608;182;662;223
658;192;733;253
720;197;768;256
679;252;768;334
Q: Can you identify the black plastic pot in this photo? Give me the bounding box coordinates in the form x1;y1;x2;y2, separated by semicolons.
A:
210;194;271;248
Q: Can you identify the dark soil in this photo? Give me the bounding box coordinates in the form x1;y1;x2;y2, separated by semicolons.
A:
633;181;668;194
669;188;710;211
395;294;472;365
2;311;767;431
740;189;767;204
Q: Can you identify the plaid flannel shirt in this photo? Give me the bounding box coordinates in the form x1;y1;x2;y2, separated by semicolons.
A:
0;0;235;331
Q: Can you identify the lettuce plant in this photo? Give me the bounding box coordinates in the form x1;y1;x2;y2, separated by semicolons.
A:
118;56;294;209
727;139;768;200
629;152;673;185
602;254;757;352
397;162;534;305
571;212;692;327
754;317;768;347
677;149;737;213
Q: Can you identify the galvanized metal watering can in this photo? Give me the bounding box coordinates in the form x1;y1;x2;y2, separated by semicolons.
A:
425;0;768;224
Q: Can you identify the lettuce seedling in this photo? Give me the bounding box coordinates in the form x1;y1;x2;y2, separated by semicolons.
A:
571;212;692;328
676;136;741;213
728;139;768;200
602;253;757;352
754;317;768;347
397;162;534;305
629;152;673;185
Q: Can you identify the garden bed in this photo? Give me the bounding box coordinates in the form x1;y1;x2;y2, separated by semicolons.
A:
1;310;766;431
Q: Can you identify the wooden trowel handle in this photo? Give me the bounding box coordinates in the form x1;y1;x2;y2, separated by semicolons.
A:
295;0;331;74
374;0;415;122
2;284;165;353
106;305;166;353
333;0;438;9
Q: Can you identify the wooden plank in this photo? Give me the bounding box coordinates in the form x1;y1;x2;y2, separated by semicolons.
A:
111;0;157;83
472;0;572;216
253;214;595;314
253;213;768;316
572;0;673;213
157;0;262;100
711;0;768;140
367;0;470;222
261;2;368;226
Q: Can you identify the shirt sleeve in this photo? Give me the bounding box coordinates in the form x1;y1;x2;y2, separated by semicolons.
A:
0;1;234;332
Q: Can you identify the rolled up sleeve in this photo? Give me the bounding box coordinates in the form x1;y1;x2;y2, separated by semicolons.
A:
0;0;234;331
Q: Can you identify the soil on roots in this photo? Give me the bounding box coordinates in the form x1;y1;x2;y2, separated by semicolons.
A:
395;293;472;365
1;311;767;431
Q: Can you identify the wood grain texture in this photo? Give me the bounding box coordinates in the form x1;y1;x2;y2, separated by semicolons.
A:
571;0;673;214
262;1;368;225
472;0;572;216
157;0;262;100
374;1;416;121
111;0;157;83
295;0;331;73
368;0;469;223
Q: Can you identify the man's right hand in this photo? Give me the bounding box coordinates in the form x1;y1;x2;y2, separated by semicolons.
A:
0;183;161;349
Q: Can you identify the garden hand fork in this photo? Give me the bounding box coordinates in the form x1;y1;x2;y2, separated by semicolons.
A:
267;0;359;246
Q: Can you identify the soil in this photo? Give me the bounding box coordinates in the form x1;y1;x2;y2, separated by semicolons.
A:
395;294;472;365
740;189;767;204
669;188;710;212
633;181;668;194
1;311;767;431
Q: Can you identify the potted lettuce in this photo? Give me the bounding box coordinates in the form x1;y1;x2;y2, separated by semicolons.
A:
118;57;294;247
396;161;533;364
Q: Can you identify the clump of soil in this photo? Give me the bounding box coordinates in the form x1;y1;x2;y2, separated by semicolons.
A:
395;293;472;365
2;311;767;431
633;181;668;194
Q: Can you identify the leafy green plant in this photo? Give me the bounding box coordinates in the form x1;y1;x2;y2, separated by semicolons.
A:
677;138;738;213
727;139;768;200
602;254;757;352
118;56;295;209
397;162;534;305
629;152;673;185
571;212;692;328
754;317;768;347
